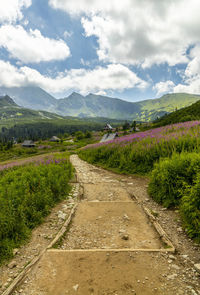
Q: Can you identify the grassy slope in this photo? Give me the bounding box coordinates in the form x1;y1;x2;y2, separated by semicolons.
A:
154;98;200;126
136;93;200;121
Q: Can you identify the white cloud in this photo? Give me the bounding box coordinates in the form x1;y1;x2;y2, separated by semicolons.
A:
49;0;200;68
174;79;200;95
173;44;200;94
94;90;107;96
0;60;25;87
153;80;175;96
0;0;31;24
0;25;71;63
63;30;73;39
0;60;148;94
80;58;90;66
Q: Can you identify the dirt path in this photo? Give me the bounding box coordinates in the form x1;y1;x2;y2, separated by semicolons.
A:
10;155;200;295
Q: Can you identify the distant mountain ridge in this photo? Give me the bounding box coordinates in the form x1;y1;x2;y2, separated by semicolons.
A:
0;94;64;122
0;86;200;121
0;86;56;111
56;92;140;118
0;95;18;107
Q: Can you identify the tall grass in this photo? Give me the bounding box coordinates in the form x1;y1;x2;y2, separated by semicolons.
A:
149;152;200;241
0;155;73;264
80;121;200;174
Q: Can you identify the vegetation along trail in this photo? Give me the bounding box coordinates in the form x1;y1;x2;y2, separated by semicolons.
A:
10;155;200;295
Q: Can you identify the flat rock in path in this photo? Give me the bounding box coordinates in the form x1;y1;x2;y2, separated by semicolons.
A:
13;248;19;256
58;211;66;220
121;234;129;241
167;274;178;280
8;261;17;269
194;263;200;274
73;284;79;291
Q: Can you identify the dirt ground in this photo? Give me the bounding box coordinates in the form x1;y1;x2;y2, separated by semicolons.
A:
16;250;195;295
1;155;200;295
60;202;162;250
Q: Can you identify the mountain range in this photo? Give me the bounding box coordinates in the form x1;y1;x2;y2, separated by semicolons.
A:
0;86;200;121
0;94;64;123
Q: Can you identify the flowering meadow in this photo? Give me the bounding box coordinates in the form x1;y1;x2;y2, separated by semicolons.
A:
0;153;73;263
79;121;200;241
80;121;200;174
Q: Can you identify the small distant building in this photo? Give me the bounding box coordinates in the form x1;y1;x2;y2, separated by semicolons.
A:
129;127;140;132
104;124;113;131
50;136;60;142
22;140;36;148
65;139;74;143
100;133;118;143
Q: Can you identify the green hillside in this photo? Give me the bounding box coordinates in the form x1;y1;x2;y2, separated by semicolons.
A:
135;93;200;121
0;95;64;126
154;98;200;126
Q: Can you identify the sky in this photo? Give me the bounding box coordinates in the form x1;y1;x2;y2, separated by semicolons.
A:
0;0;200;102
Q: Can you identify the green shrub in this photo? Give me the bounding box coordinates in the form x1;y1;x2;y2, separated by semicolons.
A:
0;157;73;264
180;175;200;241
148;152;200;241
148;152;200;207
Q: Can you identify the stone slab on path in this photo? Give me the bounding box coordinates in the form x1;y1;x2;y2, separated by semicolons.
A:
83;183;131;202
60;202;162;250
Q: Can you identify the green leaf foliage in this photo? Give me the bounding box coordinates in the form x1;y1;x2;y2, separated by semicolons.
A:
180;175;200;241
149;152;200;241
0;156;73;264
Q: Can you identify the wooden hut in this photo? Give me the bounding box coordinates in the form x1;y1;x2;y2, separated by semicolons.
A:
22;140;36;147
50;136;60;142
104;124;113;131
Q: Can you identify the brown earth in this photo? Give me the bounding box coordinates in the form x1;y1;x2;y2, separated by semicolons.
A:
60;202;162;250
1;155;200;295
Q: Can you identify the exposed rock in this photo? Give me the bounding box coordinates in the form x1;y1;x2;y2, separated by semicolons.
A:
13;248;19;256
177;227;183;233
171;264;180;270
169;255;176;260
123;214;130;221
167;274;178;280
119;229;126;234
194;264;200;274
73;284;79;291
8;261;17;269
58;211;67;220
121;234;129;240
